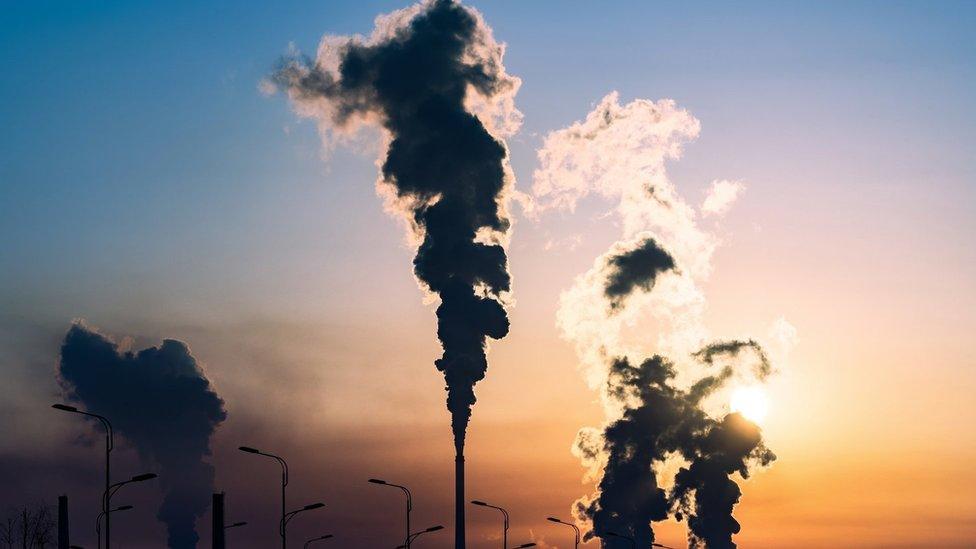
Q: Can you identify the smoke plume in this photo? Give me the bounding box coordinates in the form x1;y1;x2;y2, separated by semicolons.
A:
604;237;676;311
535;93;784;547
58;323;226;548
670;413;775;548
269;0;519;454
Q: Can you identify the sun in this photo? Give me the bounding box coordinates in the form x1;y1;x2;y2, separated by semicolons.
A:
730;385;769;424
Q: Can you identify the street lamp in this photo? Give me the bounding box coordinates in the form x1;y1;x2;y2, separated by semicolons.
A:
396;525;443;548
471;500;509;549
239;446;289;549
281;502;325;546
602;531;636;549
96;505;131;549
103;473;156;536
303;534;334;548
601;530;674;549
514;544;536;548
53;404;113;548
546;517;580;549
368;479;412;547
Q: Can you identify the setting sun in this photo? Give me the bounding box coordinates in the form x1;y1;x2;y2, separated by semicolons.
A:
730;385;770;424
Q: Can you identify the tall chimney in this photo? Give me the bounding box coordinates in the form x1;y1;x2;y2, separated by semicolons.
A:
455;453;465;549
57;495;69;549
212;492;225;549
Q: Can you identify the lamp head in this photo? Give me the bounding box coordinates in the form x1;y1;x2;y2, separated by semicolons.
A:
425;525;444;533
131;473;157;482
367;478;387;485
319;535;334;540
546;517;561;523
52;404;78;412
303;503;325;510
238;446;260;454
114;505;133;511
471;500;487;506
515;544;537;548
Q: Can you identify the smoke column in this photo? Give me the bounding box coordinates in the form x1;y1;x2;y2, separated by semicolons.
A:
269;1;520;545
533;93;785;547
58;323;226;548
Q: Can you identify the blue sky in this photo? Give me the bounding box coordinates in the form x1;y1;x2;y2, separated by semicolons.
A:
3;1;973;325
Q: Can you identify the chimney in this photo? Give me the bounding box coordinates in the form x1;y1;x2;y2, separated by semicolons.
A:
212;493;225;549
57;496;69;549
455;453;465;549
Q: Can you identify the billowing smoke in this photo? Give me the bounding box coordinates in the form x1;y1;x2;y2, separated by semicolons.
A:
575;355;773;548
604;237;675;311
58;323;226;548
534;93;787;547
670;413;775;548
268;0;519;454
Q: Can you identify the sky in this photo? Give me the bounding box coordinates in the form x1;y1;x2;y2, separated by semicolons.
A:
1;0;975;547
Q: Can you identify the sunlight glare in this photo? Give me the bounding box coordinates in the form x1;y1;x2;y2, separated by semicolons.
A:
730;385;769;424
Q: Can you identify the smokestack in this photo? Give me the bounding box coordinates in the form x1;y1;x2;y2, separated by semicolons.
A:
212;493;225;549
57;495;69;549
455;454;465;548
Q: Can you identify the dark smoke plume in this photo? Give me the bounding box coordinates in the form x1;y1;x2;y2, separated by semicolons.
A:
272;0;517;453
604;237;675;310
577;353;770;548
670;413;776;549
58;323;226;548
535;90;781;548
566;194;774;549
693;339;772;380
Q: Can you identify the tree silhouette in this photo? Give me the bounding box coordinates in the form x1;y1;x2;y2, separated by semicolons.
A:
0;504;55;549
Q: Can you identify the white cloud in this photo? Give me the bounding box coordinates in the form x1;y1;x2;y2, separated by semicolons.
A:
702;179;745;216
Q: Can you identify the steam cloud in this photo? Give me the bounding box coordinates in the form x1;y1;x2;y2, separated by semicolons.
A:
58;323;226;548
269;0;519;453
534;93;786;548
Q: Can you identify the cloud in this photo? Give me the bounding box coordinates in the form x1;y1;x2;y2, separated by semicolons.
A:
701;180;744;217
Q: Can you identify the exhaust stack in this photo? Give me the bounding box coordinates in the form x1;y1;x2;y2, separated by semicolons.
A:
57;495;69;549
212;492;225;549
455;453;465;549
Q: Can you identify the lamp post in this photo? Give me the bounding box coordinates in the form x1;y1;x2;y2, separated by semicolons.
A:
53;404;113;549
471;500;509;549
95;505;131;549
602;531;638;549
546;517;580;549
239;446;288;549
601;530;675;549
396;525;443;548
368;479;412;548
103;472;156;540
281;502;325;547
303;534;333;548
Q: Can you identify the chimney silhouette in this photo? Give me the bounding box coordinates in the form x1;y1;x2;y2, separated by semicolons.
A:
57;495;69;549
212;493;225;549
455;453;465;549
